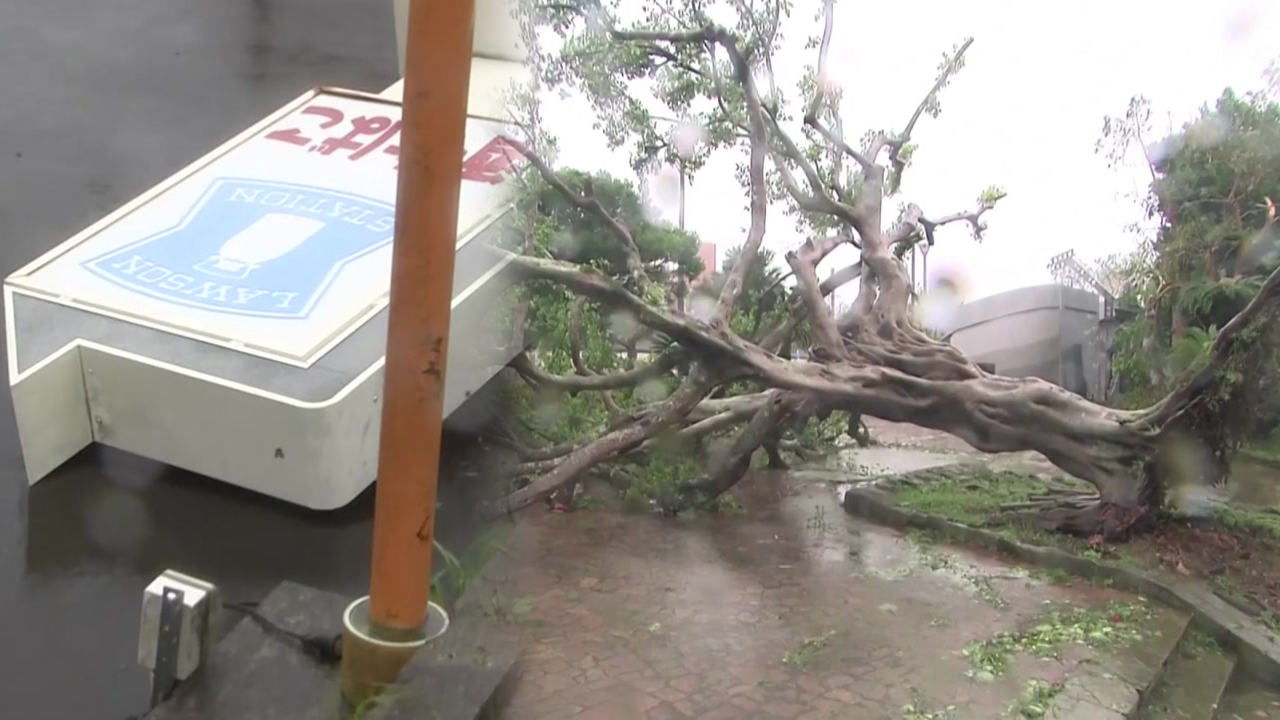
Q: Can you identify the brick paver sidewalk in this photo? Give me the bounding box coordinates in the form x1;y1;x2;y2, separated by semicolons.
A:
494;474;1134;719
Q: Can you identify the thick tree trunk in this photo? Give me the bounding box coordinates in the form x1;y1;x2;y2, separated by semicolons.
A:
683;392;794;506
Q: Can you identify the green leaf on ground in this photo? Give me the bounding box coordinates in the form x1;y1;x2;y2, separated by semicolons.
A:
964;600;1152;678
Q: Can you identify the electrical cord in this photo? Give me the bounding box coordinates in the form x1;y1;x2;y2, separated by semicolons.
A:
123;601;343;718
223;601;345;665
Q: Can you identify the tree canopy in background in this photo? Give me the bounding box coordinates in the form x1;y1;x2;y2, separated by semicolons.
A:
1098;84;1280;454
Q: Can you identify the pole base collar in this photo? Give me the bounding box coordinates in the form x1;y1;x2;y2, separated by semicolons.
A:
339;596;449;704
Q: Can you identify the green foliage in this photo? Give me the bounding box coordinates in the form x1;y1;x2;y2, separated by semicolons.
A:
1215;504;1280;541
619;444;705;512
1099;84;1280;447
527;0;788;174
503;166;702;451
519;168;704;282
795;409;849;449
698;244;791;339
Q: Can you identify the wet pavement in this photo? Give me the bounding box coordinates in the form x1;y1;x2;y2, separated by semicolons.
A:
0;1;403;718
494;474;1167;719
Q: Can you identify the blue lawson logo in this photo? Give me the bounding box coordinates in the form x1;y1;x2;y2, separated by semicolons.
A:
82;178;396;319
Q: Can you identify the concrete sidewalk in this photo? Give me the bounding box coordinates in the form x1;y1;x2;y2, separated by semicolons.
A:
489;473;1153;719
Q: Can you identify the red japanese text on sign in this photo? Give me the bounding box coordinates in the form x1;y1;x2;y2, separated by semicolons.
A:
315;115;402;160
461;136;519;184
264;105;345;147
262;103;520;181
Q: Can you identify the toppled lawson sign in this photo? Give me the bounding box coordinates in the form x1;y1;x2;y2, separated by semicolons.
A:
4;88;524;509
83;179;398;320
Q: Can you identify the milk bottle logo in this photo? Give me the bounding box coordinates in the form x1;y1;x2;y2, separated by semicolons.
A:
83;178;396;319
193;214;327;281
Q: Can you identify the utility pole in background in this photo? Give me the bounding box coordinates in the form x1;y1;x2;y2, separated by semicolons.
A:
339;0;475;705
649;116;690;312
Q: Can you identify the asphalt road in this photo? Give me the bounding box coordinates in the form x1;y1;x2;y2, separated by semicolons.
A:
0;2;412;718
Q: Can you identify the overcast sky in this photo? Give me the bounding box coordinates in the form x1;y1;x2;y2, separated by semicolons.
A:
535;0;1278;306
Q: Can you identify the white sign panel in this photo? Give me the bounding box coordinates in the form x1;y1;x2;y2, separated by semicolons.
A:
8;89;520;365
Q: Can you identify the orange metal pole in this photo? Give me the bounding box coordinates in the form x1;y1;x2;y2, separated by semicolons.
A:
368;0;475;632
340;0;475;702
337;0;478;696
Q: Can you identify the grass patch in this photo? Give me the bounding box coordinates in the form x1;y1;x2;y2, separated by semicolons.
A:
963;600;1153;681
1008;678;1064;719
782;631;836;668
1215;505;1280;540
888;467;1139;564
893;467;1054;526
1031;567;1074;585
893;468;1097;552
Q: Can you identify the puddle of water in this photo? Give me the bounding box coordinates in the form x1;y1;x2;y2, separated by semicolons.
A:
854;529;920;578
825;446;960;476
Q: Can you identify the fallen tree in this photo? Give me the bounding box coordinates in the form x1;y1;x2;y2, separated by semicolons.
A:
487;0;1280;539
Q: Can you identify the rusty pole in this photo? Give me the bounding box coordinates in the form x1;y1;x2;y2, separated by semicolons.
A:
340;0;475;703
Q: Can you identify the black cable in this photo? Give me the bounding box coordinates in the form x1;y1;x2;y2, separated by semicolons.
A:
122;602;342;719
223;601;344;665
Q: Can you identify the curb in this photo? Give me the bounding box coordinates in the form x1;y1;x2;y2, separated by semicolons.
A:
841;487;1280;687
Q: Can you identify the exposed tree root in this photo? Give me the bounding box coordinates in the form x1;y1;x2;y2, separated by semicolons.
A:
1027;498;1159;542
1001;470;1165;541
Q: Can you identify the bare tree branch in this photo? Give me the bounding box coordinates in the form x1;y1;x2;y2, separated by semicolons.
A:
511;349;681;392
568;296;592;375
686;390;795;501
756;258;863;353
709;35;772;323
884;37;975;191
805;117;876;174
764;114;872;239
887;190;1007;247
802;0;875;173
486;370;719;516
785;234;849;358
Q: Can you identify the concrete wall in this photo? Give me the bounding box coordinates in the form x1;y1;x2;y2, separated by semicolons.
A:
946;284;1113;400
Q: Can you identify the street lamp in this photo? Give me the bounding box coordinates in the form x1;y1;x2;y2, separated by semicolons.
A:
650;114;689;231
